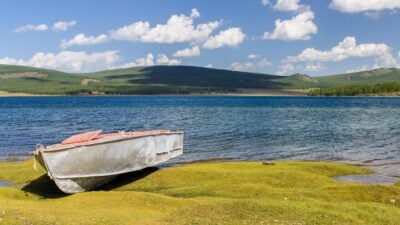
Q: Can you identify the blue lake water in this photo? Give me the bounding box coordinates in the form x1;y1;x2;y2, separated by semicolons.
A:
0;96;400;166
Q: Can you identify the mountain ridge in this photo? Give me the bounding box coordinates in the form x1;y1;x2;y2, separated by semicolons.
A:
0;64;399;95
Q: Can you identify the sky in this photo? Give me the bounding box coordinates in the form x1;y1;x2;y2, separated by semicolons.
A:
0;0;400;76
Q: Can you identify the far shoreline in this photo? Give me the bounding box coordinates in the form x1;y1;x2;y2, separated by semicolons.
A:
2;90;400;97
0;89;308;97
0;91;54;97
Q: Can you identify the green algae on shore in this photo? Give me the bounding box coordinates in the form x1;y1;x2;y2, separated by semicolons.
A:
0;159;400;225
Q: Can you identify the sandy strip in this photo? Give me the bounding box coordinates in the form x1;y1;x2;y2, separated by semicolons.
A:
0;91;55;97
0;91;39;97
0;90;308;97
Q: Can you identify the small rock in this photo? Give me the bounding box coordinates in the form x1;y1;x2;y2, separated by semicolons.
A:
262;161;275;165
283;197;288;201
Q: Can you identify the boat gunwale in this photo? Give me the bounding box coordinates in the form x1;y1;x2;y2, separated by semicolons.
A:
38;132;184;153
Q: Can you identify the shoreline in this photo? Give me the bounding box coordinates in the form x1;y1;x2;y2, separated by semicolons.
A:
0;90;307;97
0;91;54;97
2;155;399;186
3;91;400;97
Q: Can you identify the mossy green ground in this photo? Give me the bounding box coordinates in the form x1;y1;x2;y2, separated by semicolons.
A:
0;159;400;225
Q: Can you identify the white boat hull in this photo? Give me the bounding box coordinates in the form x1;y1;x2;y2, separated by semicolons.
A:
34;132;183;193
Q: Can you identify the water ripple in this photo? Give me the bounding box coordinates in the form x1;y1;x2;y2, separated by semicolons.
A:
1;96;400;165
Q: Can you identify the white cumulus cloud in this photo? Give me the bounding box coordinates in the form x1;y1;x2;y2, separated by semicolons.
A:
190;8;201;18
261;0;270;6
108;21;150;42
277;62;295;75
60;33;109;49
52;20;77;31
304;63;325;72
120;53;155;68
120;53;181;68
278;36;399;74
291;36;394;63
329;0;400;13
172;46;200;57
248;54;260;59
156;54;181;65
14;24;48;33
0;51;120;72
263;10;317;41
274;0;303;12
60;9;247;50
202;27;246;49
61;9;223;49
61;9;221;48
109;8;220;44
230;58;272;72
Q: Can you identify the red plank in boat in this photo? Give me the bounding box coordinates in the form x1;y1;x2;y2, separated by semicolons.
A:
61;130;172;145
61;130;103;145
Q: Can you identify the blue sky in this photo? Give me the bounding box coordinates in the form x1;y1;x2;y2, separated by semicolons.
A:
0;0;400;76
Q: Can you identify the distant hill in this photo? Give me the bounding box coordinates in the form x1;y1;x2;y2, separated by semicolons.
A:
0;64;399;95
0;65;316;95
314;68;400;87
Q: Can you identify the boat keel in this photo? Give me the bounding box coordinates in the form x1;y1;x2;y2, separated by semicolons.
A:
53;175;117;194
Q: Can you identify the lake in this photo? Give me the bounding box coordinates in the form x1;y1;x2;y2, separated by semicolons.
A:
1;96;399;167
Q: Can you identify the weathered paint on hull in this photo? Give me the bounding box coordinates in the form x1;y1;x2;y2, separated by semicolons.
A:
35;132;183;193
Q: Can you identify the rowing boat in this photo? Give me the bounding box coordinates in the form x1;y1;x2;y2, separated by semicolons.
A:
33;130;183;193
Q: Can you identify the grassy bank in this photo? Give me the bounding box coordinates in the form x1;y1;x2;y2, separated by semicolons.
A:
308;82;400;96
0;159;400;224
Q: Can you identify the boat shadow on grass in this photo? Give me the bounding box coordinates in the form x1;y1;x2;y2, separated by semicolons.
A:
21;167;159;198
21;174;66;198
100;167;159;191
